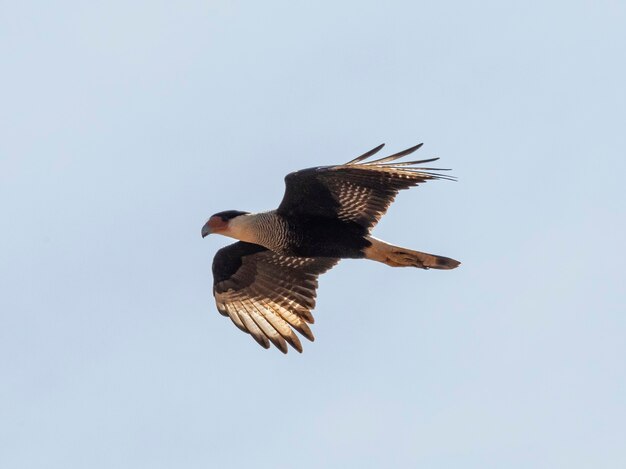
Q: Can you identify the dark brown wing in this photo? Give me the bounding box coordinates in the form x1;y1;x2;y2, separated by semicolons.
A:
212;241;339;353
277;143;455;229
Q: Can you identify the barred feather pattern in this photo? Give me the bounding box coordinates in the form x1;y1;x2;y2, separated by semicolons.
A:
213;242;339;353
323;143;455;229
247;211;291;254
278;143;455;230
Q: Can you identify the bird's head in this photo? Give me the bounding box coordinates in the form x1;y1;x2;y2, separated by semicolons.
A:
201;210;250;238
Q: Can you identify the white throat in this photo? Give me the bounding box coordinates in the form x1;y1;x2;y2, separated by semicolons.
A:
225;214;259;244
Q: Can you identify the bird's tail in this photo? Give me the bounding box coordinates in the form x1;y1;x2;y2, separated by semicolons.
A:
363;236;460;270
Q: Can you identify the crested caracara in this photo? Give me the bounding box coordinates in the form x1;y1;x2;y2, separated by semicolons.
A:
201;143;460;353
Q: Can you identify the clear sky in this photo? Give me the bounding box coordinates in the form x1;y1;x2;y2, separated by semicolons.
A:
1;1;625;468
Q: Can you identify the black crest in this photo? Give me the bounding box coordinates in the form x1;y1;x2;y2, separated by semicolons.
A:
212;210;249;221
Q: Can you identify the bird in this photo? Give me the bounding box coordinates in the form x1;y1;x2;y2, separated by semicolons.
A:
201;143;460;353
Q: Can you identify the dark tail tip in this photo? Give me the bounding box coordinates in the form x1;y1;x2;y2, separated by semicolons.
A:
433;256;461;270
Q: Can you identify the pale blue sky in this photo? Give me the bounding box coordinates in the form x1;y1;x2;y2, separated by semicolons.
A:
1;1;625;468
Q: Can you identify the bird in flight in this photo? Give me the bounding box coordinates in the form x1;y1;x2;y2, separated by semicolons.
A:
201;143;460;353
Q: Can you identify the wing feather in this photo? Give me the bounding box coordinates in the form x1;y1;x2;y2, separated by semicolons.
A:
236;302;271;349
212;241;338;353
362;142;423;164
344;143;385;165
224;303;247;332
277;143;455;228
247;303;288;353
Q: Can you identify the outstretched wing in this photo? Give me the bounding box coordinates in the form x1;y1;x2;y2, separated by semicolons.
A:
212;241;339;353
277;143;455;229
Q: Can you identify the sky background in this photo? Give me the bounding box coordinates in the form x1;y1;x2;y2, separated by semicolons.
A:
1;1;625;468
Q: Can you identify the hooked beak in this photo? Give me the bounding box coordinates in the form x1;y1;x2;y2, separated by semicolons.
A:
201;221;213;238
202;215;229;238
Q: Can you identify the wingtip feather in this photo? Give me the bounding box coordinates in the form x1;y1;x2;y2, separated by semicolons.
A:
364;143;424;165
345;143;386;165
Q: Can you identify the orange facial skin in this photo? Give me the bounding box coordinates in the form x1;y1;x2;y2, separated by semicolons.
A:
201;216;229;237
